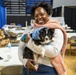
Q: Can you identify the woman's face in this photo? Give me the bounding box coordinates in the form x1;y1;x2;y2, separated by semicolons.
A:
34;7;49;25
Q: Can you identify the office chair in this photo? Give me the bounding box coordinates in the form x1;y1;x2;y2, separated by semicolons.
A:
69;36;76;55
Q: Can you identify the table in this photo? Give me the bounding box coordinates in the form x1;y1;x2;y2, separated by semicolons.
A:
9;27;76;38
67;33;76;38
0;47;22;67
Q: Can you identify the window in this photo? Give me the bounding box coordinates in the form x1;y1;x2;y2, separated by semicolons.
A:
26;0;53;15
4;0;53;16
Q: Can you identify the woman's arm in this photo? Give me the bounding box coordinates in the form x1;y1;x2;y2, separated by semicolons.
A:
27;29;64;58
18;34;38;70
18;41;28;66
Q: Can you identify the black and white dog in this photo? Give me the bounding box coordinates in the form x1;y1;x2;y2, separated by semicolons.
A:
32;27;54;45
23;27;54;67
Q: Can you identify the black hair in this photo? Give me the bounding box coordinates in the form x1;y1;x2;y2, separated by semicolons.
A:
31;1;52;17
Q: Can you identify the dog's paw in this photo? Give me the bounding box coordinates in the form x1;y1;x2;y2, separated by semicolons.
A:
41;51;45;57
38;45;45;57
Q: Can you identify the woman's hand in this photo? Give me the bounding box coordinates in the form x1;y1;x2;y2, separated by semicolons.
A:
25;59;38;71
25;34;31;43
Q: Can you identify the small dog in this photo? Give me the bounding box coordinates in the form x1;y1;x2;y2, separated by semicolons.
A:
23;27;54;68
32;27;54;45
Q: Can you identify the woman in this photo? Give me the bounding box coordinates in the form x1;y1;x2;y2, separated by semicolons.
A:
18;2;67;75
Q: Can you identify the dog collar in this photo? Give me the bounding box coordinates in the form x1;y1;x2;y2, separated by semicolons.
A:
41;42;51;45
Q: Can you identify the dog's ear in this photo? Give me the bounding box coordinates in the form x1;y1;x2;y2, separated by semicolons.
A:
49;29;55;33
52;29;55;33
39;28;44;34
51;29;55;37
48;29;55;37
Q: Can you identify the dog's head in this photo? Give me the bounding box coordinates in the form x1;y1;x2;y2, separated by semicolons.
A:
38;27;55;44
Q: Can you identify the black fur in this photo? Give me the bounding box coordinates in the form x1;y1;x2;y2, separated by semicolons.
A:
23;47;34;59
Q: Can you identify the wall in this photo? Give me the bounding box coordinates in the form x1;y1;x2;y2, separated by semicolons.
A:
53;0;76;8
0;0;6;28
7;16;33;27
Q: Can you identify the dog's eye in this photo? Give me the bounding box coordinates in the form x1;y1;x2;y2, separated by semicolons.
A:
41;33;45;37
40;30;45;34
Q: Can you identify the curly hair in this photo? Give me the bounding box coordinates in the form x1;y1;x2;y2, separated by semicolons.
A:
30;1;52;17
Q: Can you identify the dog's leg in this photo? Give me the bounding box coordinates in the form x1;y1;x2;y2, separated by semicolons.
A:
33;53;39;70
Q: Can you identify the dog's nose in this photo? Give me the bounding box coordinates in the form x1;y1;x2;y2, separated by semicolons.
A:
45;36;49;40
45;38;48;40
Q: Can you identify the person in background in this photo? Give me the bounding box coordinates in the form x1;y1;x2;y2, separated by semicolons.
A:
18;1;67;75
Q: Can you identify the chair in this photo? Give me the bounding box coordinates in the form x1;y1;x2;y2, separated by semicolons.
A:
1;65;23;75
69;36;76;55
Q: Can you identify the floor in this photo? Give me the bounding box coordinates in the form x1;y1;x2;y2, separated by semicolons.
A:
64;55;76;75
0;55;76;75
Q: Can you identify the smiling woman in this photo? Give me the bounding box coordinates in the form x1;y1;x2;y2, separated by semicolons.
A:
31;2;52;25
18;1;67;75
34;7;49;24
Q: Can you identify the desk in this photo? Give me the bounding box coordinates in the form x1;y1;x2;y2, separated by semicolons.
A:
8;27;76;38
8;29;25;34
7;26;33;34
67;33;76;38
0;47;22;67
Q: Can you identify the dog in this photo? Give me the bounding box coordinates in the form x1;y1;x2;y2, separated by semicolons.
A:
32;27;54;45
23;27;55;68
